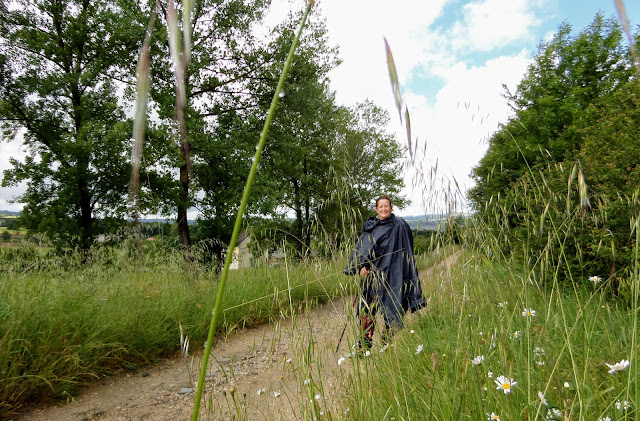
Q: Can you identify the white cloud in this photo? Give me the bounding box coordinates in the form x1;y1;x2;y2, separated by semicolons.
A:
398;51;531;215
448;0;541;52
314;0;450;108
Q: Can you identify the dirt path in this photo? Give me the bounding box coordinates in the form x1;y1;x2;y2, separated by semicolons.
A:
12;251;462;421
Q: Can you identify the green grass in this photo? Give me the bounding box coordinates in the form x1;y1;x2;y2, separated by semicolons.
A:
340;250;638;420
0;243;350;417
3;236;637;420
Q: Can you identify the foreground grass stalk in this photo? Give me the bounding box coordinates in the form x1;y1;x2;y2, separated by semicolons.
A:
190;3;314;419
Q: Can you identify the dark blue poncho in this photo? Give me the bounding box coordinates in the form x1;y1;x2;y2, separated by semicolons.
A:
344;214;425;327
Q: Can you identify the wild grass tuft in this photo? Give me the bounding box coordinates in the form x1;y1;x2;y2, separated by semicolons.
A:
341;248;638;420
0;242;346;418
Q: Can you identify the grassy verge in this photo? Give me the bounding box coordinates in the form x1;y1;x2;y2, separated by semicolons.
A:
0;244;349;417
341;250;638;420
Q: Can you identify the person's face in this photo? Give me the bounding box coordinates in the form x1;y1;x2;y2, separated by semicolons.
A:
376;199;392;220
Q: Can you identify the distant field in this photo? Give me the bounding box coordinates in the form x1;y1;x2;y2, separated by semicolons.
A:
0;227;26;235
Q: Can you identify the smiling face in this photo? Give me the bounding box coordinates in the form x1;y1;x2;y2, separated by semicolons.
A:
375;197;392;220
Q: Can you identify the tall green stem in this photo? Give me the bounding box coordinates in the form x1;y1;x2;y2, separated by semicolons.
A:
190;3;314;419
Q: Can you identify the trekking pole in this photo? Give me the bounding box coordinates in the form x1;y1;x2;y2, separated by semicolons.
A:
335;319;348;354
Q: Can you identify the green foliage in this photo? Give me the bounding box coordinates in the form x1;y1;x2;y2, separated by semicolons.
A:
468;14;640;285
413;229;439;255
1;230;10;241
0;217;18;230
470;14;634;205
0;0;145;251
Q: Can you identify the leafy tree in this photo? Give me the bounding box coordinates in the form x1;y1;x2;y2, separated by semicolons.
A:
315;100;407;248
252;16;406;255
0;0;146;251
144;0;270;252
252;13;341;254
468;14;640;286
470;14;634;208
332;100;405;210
576;82;640;278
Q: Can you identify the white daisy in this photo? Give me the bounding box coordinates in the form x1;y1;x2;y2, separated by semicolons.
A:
589;275;602;284
615;400;631;410
338;357;346;366
303;378;311;385
606;359;630;374
512;330;521;339
314;394;321;401
494;375;517;394
257;387;266;396
534;347;546;357
488;371;494;379
471;355;485;366
415;344;424;355
536;360;546;366
563;381;571;389
597;417;612;421
538;390;547;406
486;412;501;420
522;308;536;317
274;391;281;397
286;358;292;364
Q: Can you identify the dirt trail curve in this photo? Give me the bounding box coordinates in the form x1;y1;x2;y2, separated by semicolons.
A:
12;251;462;421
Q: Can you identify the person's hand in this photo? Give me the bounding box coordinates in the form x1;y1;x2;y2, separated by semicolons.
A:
360;267;370;277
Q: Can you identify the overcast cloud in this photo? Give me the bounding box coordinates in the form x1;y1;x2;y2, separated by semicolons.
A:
1;0;638;216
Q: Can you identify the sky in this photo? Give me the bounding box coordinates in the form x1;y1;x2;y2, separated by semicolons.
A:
1;0;639;217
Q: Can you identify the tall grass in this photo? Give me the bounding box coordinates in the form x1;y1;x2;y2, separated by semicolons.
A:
0;242;347;418
340;245;638;420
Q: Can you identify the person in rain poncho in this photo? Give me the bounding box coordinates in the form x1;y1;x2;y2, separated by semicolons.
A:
344;195;426;351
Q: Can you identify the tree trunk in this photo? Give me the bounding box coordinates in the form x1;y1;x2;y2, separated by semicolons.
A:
177;162;192;260
292;179;303;256
304;197;311;254
78;177;93;260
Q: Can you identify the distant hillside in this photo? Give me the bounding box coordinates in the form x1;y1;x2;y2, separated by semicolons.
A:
403;215;447;231
0;212;197;225
139;218;197;225
0;210;20;217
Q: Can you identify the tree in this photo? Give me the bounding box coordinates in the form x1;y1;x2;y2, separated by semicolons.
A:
468;14;640;285
144;0;270;253
253;17;407;254
248;13;341;253
470;14;634;209
332;100;405;210
314;100;407;247
0;0;145;252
